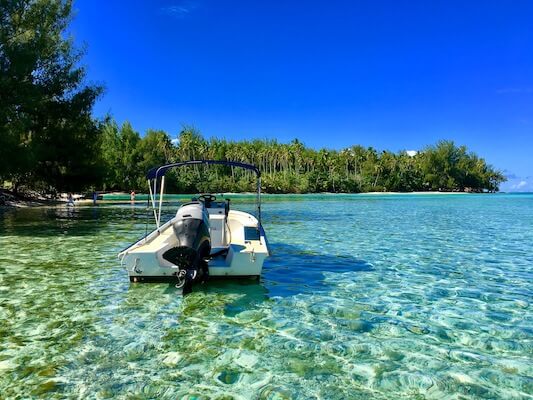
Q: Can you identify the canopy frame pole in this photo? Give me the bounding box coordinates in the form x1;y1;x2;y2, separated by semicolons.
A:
257;176;262;226
157;175;165;229
144;159;263;227
148;178;159;227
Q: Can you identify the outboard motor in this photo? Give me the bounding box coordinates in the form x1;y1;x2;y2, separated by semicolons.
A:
162;202;211;293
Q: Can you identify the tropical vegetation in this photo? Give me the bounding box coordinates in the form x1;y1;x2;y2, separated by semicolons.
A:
95;122;505;194
1;0;103;193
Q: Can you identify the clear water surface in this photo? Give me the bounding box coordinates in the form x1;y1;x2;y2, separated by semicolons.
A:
0;194;532;399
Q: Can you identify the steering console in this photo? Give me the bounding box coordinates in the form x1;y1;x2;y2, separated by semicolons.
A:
198;194;217;204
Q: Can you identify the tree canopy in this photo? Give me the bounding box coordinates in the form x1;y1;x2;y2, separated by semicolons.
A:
96;121;505;194
0;0;103;192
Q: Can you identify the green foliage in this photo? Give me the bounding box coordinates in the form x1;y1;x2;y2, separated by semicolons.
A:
98;120;175;191
419;141;505;192
0;0;103;192
94;121;505;194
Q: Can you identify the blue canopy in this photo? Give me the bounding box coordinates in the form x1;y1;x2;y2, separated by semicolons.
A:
146;160;261;180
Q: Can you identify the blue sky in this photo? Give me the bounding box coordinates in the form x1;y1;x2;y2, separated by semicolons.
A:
70;0;532;191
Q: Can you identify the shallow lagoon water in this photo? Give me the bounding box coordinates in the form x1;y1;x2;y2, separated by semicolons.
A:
0;194;532;399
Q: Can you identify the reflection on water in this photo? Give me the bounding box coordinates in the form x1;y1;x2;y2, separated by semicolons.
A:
0;194;532;398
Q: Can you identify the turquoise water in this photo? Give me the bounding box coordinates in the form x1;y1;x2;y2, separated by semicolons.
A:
0;194;532;399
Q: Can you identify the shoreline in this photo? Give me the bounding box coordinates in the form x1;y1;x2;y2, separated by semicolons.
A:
0;190;500;209
355;191;469;195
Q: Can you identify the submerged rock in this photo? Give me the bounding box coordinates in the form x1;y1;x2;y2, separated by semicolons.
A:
162;351;183;366
259;385;293;400
217;369;241;384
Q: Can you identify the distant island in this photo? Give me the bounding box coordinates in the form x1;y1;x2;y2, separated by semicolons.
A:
0;1;505;198
97;124;504;194
1;119;505;197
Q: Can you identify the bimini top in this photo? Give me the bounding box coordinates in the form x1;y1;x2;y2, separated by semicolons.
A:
146;160;261;180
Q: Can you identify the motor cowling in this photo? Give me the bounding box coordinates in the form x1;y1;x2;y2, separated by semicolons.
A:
162;202;211;292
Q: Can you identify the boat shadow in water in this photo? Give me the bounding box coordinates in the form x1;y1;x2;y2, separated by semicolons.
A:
261;242;374;298
141;242;372;304
165;243;373;299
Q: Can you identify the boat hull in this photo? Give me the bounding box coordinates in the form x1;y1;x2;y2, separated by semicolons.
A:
122;245;268;281
119;210;269;282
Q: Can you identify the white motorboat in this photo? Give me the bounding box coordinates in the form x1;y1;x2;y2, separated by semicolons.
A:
118;160;270;293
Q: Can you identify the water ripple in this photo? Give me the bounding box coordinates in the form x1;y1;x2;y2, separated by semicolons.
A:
0;194;532;398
